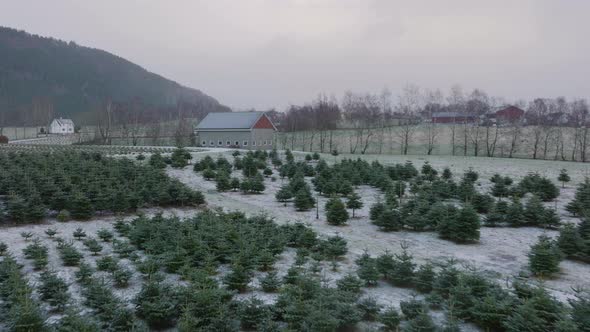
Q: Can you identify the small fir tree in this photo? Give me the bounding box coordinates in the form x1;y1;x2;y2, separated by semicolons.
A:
346;192;363;217
294;187;315;211
326;197;349;226
528;235;562;278
378;307;401;331
275;185;293;206
451;205;480;243
558;169;571;188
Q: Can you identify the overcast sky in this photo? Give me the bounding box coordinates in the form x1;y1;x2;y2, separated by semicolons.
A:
1;0;589;110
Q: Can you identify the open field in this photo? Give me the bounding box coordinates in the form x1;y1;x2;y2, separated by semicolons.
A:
277;124;585;161
1;146;589;331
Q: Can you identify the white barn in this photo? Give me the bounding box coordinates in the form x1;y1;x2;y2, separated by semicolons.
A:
49;118;75;134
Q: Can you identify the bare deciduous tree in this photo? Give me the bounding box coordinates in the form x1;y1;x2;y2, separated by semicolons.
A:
97;99;114;145
396;84;421;155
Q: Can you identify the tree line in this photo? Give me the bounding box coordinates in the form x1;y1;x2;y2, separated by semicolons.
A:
273;85;590;161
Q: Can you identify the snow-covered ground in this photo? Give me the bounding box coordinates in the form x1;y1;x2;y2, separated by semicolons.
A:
1;148;589;330
166;149;590;304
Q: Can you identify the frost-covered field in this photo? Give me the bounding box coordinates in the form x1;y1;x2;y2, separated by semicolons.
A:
1;147;590;331
167;148;590;304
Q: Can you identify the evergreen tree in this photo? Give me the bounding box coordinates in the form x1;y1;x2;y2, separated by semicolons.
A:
249;174;266;193
442;167;452;180
391;245;416;287
25;191;46;222
472;193;494;213
224;264;252;292
134;281;180;329
336;274;363;294
506;198;526;227
558;169;571;188
557;223;585;258
39;271;70;311
375;208;403;232
230;177;240;191
569;291;590;332
436;205;459;240
275;185;293;206
170;147;190;168
7;193;27;223
378;307;401;331
294;187;315;211
149;153;167;169
260;271;281;292
215;172;232;192
73;228;87;240
404;311;437;332
357;297;382;321
491;179;510;198
326;197;349;225
566;179;590;217
449;205;480;243
524;195;546;225
528;235;562;278
202;168;216;181
421;162;438;181
400;298;426;319
346;192;363;217
540;208;561;229
369;201;386;221
69;192;93;220
357;257;380;286
484;202;506;227
414;263;436;293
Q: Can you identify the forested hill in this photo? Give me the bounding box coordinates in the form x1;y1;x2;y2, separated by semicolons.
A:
0;26;230;126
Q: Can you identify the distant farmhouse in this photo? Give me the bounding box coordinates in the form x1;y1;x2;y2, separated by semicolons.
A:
492;105;525;124
49;118;75;134
195;112;277;149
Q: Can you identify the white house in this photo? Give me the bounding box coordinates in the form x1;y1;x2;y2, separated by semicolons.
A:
49;118;75;134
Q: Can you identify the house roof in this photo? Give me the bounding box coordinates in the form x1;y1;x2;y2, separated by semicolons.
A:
51;118;74;126
195;112;276;131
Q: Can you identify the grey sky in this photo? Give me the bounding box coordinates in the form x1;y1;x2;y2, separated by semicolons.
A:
1;0;589;110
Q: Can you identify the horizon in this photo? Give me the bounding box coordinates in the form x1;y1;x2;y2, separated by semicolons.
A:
1;1;589;111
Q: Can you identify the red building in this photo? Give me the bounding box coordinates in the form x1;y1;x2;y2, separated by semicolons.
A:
495;106;524;123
